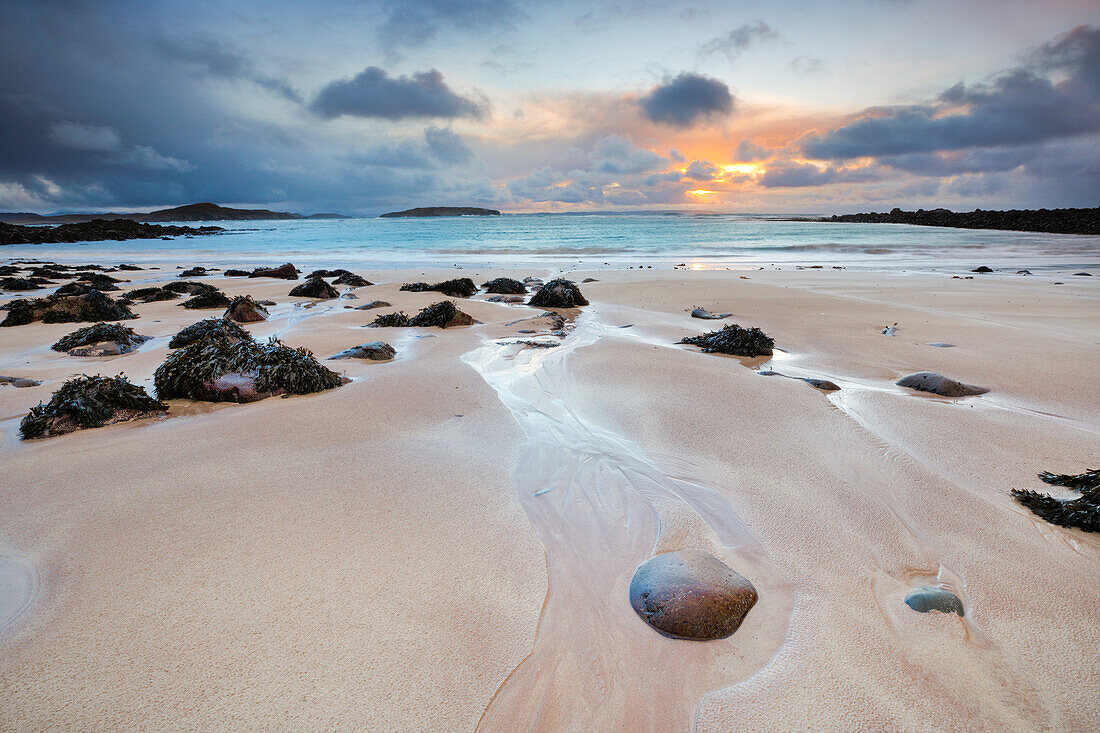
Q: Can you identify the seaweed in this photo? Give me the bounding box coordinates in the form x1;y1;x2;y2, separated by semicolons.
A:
123;286;180;303
368;311;411;327
289;277;339;299
180;288;232;309
1;290;137;326
178;266;209;277
0;299;34;326
153;335;343;400
224;294;269;322
1;277;43;291
332;272;371;287
678;323;774;356
1011;469;1100;533
51;322;147;352
399;277;477;297
169;318;253;348
74;273;121;290
483;277;527;294
528;278;589;308
408;300;457;328
163;280;217;294
20;374;167;439
223;268;251;277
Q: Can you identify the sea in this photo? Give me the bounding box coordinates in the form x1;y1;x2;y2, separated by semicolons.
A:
3;214;1098;272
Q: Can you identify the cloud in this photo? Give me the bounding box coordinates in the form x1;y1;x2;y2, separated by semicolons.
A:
591;135;665;174
699;21;779;61
48;122;122;151
733;139;767;162
374;0;522;55
760;161;880;188
639;72;735;127
424;126;474;164
684;159;718;180
112;145;195;172
311;67;487;121
803;25;1100;159
789;55;824;74
155;36;300;102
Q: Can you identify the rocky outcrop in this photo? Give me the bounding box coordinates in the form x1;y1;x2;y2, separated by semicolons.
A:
379;207;501;217
0;218;222;245
400;277;478;297
248;263;299;280
1;277;43;291
629;550;758;640
1;290;137;327
528;279;588;308
482;277;527;294
180;288;232;309
824;207;1100;235
896;372;988;397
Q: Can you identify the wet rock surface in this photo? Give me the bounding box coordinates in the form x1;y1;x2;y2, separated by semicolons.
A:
691;307;730;320
0;375;40;388
224;295;269;323
289;277;339;299
896;371;988;397
248;263;299;280
629;550;758;641
356;300;392;310
330;341;396;361
904;586;964;616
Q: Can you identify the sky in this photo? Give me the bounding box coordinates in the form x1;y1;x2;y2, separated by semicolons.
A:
1;0;1098;215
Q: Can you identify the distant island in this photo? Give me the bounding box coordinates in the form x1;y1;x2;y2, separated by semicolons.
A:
821;207;1099;235
0;202;349;225
1;218;222;246
380;207;501;218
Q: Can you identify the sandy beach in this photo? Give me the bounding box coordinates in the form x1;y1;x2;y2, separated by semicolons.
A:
0;261;1098;731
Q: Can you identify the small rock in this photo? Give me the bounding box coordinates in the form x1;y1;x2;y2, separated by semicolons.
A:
971;266;993;273
248;263;299;280
802;378;840;391
904;586;964;616
1072;272;1092;276
1016;270;1032;275
882;323;897;336
330;341;396;361
926;342;955;348
528;279;589;308
68;341;126;357
629;550;758;641
356;300;392;310
224;297;269;323
896;371;988;397
289;277;339;299
582;277;598;283
691;307;730;320
0;375;41;388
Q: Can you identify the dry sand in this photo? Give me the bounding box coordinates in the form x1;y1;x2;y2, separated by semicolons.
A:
0;262;1097;731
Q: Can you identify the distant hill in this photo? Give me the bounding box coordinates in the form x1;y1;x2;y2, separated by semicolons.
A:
379;207;501;218
823;207;1100;235
0;202;349;224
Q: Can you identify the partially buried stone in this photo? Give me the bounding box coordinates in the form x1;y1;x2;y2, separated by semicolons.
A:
629;550;758;641
330;341;396;361
802;377;840;391
356;300;392;310
904;586;964;616
896;371;988;397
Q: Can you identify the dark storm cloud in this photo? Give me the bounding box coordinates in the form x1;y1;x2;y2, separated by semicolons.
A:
760;161;881;188
311;67;487;121
155;37;301;103
699;21;779;61
803;25;1100;160
639;73;735;127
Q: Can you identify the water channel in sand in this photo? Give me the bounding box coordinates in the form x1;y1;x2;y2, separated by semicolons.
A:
463;312;792;731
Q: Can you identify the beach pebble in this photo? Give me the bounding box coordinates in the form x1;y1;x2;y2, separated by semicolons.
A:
330;341;396;361
582;277;598;283
904;586;964;616
896;371;988;397
926;342;955;348
629;550;758;641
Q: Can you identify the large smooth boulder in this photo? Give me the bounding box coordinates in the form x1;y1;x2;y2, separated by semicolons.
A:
896;372;988;397
224;296;269;323
330;341;396;361
629;550;758;641
249;263;299;280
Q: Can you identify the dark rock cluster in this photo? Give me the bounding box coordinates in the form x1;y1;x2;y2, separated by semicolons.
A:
528;279;588;308
679;323;774;356
1;290;136;327
20;374;166;439
51;322;149;354
825;207;1100;235
0;218;222;245
289;278;339;299
400;277;478;297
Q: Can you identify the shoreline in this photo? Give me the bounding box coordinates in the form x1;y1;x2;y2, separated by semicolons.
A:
0;261;1097;730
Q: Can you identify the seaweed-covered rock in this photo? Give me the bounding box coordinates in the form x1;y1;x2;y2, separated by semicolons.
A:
122;286;180;303
154;336;345;402
528;279;588;308
1011;468;1099;533
178;266;209;277
289;277;339;299
224;295;269;322
679;324;774;356
1;277;43;291
408;300;477;328
356;300;392;310
223;268;251;277
486;295;525;303
74;273;121;291
51;323;149;355
330;341;396;361
482;277;526;294
117;263;143;271
169;318;253;348
368;311;410;327
629;550;758;641
20;374;167;439
0;265;22;276
971;266;994;273
54;282;95;297
163;280;217;295
248;263;299;279
904;586;964;616
1;290;137;327
333;272;371;287
896;372;988;397
400;277;477;298
180;288;232;310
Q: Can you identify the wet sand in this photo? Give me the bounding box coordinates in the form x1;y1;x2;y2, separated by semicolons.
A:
1;263;1098;731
